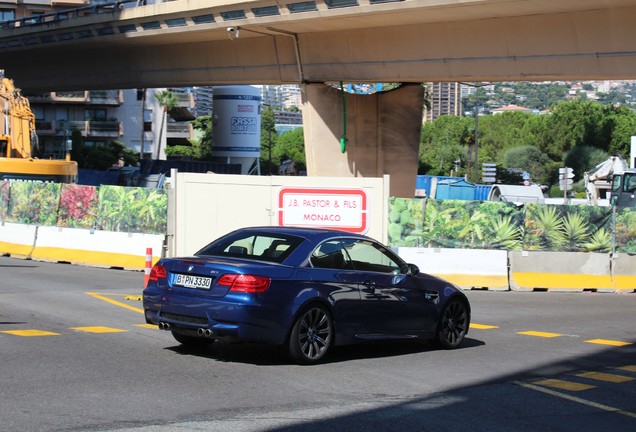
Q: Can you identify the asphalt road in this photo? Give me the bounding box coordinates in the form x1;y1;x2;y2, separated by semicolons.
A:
1;256;635;432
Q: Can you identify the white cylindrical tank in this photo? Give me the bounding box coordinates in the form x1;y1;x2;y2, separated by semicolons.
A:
212;86;261;174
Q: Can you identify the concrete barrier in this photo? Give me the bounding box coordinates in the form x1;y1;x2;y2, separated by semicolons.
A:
2;218;633;294
612;253;636;293
0;222;37;258
29;226;164;270
509;251;614;292
396;247;509;290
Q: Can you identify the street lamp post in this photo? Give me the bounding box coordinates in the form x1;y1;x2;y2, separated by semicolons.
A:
459;82;488;182
473;104;479;182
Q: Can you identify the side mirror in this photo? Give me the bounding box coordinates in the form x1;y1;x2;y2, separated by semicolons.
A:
406;263;420;276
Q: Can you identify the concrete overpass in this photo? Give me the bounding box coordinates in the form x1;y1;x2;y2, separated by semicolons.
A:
1;0;635;91
2;0;635;197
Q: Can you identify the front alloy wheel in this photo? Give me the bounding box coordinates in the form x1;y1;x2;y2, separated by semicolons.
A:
434;299;469;349
289;304;333;365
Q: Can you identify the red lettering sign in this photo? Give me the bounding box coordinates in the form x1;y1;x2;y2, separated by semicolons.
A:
278;187;368;234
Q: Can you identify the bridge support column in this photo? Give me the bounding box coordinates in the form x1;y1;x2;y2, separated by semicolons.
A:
301;83;423;198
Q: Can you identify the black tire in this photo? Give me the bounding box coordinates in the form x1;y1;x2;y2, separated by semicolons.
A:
288;303;333;365
434;298;469;349
171;330;213;348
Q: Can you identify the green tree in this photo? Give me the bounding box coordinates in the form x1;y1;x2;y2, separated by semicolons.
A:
502;145;553;184
419;115;470;175
261;107;277;175
164;115;213;161
191;115;213;160
73;139;138;170
164;144;195;159
476;112;537;163
274;128;305;173
542;99;606;158
154;90;178;159
604;105;636;157
563;146;609;181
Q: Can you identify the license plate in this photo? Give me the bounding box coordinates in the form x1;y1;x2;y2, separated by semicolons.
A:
175;274;213;289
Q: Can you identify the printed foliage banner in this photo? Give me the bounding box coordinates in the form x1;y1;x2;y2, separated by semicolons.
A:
388;197;425;246
0;180;8;221
389;198;524;250
96;186;167;234
1;181;167;235
388;198;634;254
424;199;524;250
57;185;99;229
615;208;636;254
524;204;613;253
6;181;61;226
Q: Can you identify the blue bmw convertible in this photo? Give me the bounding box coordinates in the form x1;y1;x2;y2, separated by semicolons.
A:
143;226;470;364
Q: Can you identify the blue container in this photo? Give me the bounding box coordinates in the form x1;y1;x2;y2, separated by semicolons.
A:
475;184;494;201
415;175;462;197
435;179;476;200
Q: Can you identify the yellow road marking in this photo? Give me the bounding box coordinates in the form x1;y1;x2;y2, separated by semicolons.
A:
86;292;144;314
585;338;632;347
134;324;158;329
616;365;636;373
516;381;636;419
470;323;499;329
71;326;127;334
577;372;634;383
532;379;595;391
125;295;142;301
0;329;60;337
518;330;562;338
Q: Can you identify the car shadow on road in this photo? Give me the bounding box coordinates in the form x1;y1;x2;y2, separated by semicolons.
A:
165;337;485;366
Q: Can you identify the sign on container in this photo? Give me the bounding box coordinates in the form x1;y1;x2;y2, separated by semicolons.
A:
278;187;368;234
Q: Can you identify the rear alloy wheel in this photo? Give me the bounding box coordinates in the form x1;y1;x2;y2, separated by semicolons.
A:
434;299;469;349
171;331;213;349
289;304;333;365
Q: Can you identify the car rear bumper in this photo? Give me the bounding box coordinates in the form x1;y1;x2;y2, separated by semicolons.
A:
143;288;289;345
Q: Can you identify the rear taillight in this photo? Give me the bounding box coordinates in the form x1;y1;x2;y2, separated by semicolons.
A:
217;274;271;293
149;264;167;281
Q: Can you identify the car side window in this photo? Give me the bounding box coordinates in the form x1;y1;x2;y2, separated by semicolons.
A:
344;239;403;274
311;240;352;270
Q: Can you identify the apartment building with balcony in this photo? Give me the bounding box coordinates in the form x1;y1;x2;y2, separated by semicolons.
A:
0;0;86;23
27;86;195;160
5;1;194;162
28;90;125;158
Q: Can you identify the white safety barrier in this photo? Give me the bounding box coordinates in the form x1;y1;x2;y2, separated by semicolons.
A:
395;247;510;290
0;222;38;258
30;226;164;270
22;225;163;270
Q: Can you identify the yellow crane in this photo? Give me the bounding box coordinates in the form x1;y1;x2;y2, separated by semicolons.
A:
0;70;77;182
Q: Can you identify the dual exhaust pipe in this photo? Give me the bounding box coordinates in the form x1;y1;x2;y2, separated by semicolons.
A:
157;321;213;338
197;328;214;338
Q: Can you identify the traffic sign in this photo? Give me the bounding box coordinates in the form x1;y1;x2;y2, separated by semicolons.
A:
482;162;497;183
558;167;574;191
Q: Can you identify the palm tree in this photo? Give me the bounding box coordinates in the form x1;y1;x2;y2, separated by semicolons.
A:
154;90;178;160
